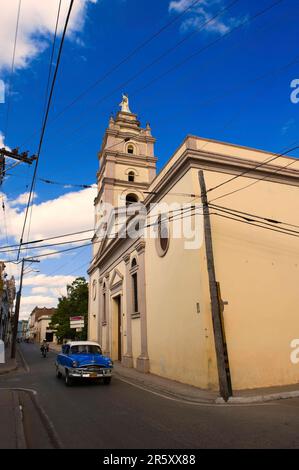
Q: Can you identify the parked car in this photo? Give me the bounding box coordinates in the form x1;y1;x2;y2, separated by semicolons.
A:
55;341;113;386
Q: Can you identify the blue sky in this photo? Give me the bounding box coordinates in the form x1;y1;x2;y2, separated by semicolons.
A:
0;0;298;318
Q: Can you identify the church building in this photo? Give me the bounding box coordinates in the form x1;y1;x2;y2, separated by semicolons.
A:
88;95;299;397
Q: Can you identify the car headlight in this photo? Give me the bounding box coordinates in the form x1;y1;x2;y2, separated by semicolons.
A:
72;361;78;367
108;361;113;367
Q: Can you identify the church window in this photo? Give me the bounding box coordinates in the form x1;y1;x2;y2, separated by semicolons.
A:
127;144;134;154
126;193;138;206
128;171;135;182
156;214;169;257
131;258;138;313
102;282;107;324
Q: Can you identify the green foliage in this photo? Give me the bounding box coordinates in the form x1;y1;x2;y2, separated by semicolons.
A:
49;277;88;343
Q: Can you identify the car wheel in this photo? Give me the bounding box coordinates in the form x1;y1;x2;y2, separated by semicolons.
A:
103;377;111;385
65;370;73;386
56;367;62;379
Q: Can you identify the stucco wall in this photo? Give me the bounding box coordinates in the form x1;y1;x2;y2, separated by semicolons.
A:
145;171;219;389
199;168;299;390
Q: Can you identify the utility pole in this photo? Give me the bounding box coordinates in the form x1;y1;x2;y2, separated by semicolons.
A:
0;147;37;185
198;170;232;401
11;258;40;359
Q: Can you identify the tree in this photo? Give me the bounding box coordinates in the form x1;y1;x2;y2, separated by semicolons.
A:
50;277;88;343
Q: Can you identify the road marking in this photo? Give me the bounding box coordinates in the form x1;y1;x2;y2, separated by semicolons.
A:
115;376;275;408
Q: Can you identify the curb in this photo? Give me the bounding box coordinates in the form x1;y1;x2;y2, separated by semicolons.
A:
12;391;27;449
115;370;299;405
113;370;216;405
0;360;17;376
225;390;299;404
1;388;63;449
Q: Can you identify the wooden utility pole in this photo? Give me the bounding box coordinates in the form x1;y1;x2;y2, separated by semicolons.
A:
198;170;232;401
0;147;37;185
11;258;40;359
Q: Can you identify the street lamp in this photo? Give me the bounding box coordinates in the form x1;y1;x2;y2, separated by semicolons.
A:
11;258;40;359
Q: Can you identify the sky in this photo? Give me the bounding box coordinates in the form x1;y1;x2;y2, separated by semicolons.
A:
0;0;298;319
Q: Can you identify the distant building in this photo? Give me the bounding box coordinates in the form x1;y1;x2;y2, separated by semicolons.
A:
29;307;57;343
17;320;28;341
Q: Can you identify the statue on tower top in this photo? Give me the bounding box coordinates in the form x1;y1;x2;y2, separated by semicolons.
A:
119;93;131;113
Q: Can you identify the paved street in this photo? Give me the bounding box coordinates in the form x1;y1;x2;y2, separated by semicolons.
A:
1;342;299;449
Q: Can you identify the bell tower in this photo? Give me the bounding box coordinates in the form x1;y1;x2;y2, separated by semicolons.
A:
94;95;157;235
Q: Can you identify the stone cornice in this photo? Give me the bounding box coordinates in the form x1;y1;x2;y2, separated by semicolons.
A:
143;148;299;207
99;150;157;165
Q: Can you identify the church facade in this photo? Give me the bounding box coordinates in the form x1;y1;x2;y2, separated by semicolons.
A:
88;97;299;395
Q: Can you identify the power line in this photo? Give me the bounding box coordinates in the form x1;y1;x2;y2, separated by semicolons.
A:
4;206;201;261
24;0;63;261
0;205;197;255
5;201;299;265
33;0;243;148
0;227;95;251
209;204;299;235
209;147;299;203
41;0;62;127
209;203;299;230
132;0;285;97
20;0;202;148
207;144;299;195
212;211;299;239
49;0;285;149
16;0;75;261
4;0;22;141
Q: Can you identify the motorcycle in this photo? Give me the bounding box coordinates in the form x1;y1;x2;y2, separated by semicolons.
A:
40;345;48;358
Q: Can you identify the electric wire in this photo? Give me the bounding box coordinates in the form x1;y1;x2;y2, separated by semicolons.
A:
16;0;75;261
20;0;203;148
209;148;299;203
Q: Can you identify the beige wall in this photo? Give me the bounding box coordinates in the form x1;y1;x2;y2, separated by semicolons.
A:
199;168;299;390
145;171;219;389
89;129;299;392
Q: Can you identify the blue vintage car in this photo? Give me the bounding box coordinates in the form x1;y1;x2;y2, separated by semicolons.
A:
55;341;113;386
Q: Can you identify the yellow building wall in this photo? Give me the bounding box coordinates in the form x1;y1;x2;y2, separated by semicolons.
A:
145;171;219;390
199;167;299;390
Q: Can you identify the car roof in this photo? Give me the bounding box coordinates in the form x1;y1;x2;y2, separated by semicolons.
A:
66;341;101;347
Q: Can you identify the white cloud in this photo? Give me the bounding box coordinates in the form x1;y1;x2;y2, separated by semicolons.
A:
0;0;97;72
24;273;76;288
20;274;77;319
10;191;37;206
31;286;49;294
169;0;241;35
19;294;58;320
0;185;96;244
0;131;10;150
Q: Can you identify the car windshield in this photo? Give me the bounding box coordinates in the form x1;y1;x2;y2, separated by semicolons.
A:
70;345;102;355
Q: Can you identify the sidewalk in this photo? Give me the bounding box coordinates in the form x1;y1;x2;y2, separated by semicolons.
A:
49;343;299;404
0;388;56;449
0;389;26;449
0;347;17;375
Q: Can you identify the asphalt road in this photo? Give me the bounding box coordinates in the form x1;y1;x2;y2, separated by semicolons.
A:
1;342;299;449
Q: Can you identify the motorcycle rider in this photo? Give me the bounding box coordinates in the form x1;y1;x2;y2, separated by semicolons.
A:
40;339;49;357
